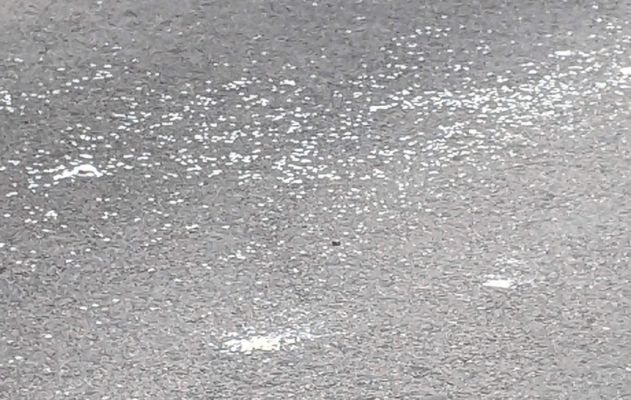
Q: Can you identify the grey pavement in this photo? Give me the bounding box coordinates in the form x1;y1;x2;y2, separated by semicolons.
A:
1;1;630;399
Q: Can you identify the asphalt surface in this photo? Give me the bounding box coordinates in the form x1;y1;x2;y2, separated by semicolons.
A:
1;1;631;399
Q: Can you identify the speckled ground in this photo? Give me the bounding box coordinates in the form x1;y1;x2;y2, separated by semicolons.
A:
1;1;630;399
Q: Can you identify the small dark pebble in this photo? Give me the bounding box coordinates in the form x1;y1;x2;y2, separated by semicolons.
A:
331;240;341;246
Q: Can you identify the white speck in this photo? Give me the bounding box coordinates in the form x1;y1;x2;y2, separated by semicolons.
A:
43;333;53;339
79;154;93;159
186;224;199;231
5;192;18;198
482;278;514;289
280;79;296;86
45;210;58;219
223;335;281;353
243;94;258;102
554;50;573;57
221;329;322;355
53;164;103;180
621;66;631;76
369;103;397;112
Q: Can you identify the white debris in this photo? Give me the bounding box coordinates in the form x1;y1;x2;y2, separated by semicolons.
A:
621;66;631;76
53;164;103;180
280;79;296;86
222;330;319;354
45;210;58;220
369;103;397;112
554;50;573;57
482;278;514;289
223;335;282;353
